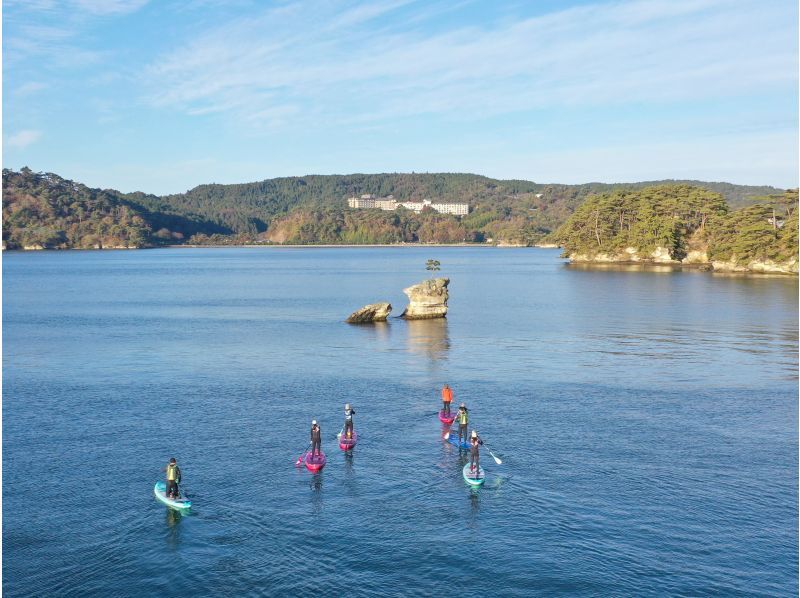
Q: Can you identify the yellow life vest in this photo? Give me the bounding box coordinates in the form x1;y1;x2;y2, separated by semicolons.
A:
166;464;178;481
458;410;468;425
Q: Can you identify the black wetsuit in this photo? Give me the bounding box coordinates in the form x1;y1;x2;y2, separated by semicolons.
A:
310;425;321;457
344;408;355;438
470;437;483;473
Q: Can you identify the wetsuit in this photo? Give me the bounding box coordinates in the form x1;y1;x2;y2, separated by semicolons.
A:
310;425;322;457
166;463;181;498
344;408;355;438
470;436;483;474
442;386;453;414
457;408;469;445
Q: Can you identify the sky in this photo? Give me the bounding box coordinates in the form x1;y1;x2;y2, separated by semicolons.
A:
3;0;798;195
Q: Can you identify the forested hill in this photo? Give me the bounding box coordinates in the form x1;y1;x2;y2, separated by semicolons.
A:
1;167;785;249
554;185;798;272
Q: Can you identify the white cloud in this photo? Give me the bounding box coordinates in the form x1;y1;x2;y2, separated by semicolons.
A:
14;82;49;96
6;130;43;149
144;0;797;129
71;0;149;16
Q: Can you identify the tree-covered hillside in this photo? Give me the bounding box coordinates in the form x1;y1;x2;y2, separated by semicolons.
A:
1;168;789;251
3;168;151;249
554;184;798;269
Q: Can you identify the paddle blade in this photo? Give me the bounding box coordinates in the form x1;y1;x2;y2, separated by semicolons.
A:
443;431;450;440
488;450;502;465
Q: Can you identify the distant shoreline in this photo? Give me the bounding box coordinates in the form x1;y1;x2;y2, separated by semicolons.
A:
166;243;560;249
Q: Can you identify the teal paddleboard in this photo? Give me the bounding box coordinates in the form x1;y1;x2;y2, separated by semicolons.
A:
462;462;485;486
154;481;191;510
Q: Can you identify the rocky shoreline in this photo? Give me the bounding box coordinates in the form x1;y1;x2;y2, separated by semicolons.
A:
568;246;798;275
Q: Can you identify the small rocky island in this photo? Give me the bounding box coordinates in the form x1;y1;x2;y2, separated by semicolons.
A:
346;277;450;323
401;278;449;319
346;302;392;323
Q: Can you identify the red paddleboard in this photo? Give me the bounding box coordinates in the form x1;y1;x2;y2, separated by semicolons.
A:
438;410;456;425
305;451;326;472
339;430;357;451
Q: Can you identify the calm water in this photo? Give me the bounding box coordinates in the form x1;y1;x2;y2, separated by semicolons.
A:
3;247;798;597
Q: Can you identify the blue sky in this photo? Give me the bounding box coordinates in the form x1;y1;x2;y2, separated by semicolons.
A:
3;0;798;194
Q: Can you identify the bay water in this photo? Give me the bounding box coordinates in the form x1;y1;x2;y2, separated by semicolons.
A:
3;247;797;596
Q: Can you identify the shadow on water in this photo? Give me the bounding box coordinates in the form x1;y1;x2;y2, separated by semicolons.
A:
405;318;450;361
310;474;323;514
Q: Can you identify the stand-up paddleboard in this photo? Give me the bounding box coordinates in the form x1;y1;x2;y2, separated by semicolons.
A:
305;451;327;472
339;431;357;451
448;435;470;450
462;463;485;486
438;410;456;425
154;481;192;510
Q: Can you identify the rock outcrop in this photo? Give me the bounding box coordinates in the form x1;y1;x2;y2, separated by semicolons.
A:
346;302;392;323
401;278;449;319
568;247;798;274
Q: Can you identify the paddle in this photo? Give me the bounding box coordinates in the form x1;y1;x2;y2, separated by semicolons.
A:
482;443;503;465
336;425;344;440
295;442;312;466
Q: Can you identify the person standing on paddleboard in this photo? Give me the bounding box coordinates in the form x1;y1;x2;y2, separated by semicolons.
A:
441;384;453;415
310;420;322;457
343;404;355;439
456;403;469;446
469;430;483;474
165;457;182;499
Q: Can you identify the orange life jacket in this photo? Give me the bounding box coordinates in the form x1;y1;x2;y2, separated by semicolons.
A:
442;387;453;402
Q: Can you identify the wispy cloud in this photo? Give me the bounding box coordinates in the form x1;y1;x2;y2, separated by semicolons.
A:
6;130;43;149
144;0;797;130
13;82;49;96
4;0;149;16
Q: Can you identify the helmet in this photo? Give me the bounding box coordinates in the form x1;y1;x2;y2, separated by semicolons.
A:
169;457;176;464
460;403;465;408
312;420;317;425
471;430;477;438
345;403;351;410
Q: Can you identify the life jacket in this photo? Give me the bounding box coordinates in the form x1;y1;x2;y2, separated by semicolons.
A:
442;387;453;402
166;464;178;481
345;409;353;421
458;409;468;425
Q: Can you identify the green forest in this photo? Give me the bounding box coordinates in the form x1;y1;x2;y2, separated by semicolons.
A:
2;168;792;261
554;184;798;267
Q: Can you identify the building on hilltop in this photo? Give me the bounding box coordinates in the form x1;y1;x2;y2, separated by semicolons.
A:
347;196;468;216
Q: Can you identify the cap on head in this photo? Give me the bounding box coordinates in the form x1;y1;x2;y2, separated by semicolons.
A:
312;419;317;425
169;457;176;464
471;430;477;438
460;402;465;408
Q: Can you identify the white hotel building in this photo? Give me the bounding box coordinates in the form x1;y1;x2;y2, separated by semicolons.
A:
347;195;469;216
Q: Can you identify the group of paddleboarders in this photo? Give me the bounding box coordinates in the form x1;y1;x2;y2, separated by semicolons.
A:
440;384;484;478
160;390;489;504
307;403;355;458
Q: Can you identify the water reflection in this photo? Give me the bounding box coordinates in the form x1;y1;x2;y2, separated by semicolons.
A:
353;320;391;342
565;262;687;274
165;507;184;550
406;318;450;361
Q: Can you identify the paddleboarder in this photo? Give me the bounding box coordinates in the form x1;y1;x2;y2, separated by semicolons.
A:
469;430;484;475
310;420;322;457
343;403;355;439
164;457;182;499
456;403;469;446
441;384;453;415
